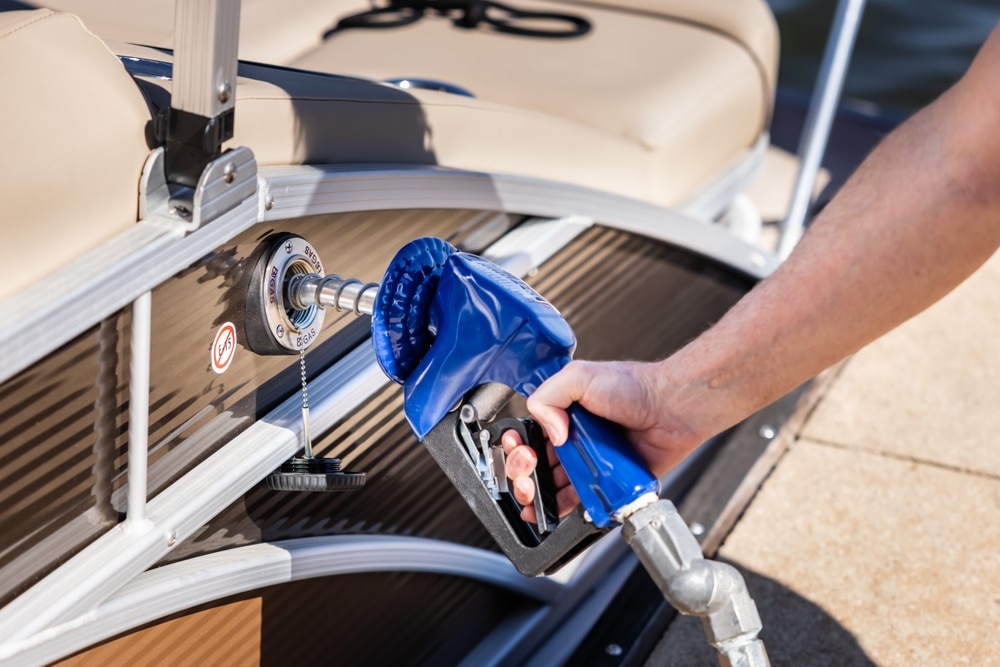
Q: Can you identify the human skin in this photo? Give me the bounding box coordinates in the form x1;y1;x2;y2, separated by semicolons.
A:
503;23;1000;522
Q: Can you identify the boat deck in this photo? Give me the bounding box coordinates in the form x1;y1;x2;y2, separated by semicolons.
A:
649;244;1000;664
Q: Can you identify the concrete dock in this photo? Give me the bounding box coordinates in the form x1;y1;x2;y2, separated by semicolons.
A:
649;247;1000;664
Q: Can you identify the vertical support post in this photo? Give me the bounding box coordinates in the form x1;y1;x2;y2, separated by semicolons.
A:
160;0;242;188
126;292;153;533
172;0;240;119
777;0;867;260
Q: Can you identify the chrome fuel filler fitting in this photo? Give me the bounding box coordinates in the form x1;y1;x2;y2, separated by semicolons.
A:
245;233;769;667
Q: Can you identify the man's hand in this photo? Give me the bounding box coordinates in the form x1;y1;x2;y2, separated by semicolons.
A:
502;359;707;521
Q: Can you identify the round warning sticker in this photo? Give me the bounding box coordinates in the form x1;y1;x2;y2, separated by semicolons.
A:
211;322;237;374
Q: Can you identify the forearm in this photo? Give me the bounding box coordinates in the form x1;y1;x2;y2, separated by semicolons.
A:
658;42;1000;441
524;27;1000;486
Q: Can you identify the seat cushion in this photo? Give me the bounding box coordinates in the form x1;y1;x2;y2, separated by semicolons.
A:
37;0;777;206
293;0;777;204
116;43;651;201
0;9;152;301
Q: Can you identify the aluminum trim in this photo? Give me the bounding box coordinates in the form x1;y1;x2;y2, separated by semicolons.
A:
0;203;259;383
139;146;260;232
0;216;619;649
680;134;769;222
0;343;387;643
258;164;776;279
125;292;153;533
0;536;565;667
0;149;772;385
481;215;593;276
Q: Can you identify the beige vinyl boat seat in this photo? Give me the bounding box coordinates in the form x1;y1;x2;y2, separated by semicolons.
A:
289;0;779;206
0;9;152;301
1;2;777;300
38;0;778;206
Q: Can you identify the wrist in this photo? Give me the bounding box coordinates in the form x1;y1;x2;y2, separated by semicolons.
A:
650;343;753;446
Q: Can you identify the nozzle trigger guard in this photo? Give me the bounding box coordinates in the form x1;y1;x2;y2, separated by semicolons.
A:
422;404;602;577
484;417;559;534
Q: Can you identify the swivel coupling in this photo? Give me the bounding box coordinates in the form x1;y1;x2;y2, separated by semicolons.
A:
621;499;769;667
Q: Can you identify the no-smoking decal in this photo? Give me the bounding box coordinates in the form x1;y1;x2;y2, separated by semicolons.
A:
211;322;237;374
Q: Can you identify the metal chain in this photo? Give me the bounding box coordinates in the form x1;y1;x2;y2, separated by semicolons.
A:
299;349;314;458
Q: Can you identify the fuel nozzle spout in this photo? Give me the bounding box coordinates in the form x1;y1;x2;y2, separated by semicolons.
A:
286;272;380;317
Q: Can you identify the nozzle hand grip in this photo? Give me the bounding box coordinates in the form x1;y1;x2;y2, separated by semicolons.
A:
554;404;660;528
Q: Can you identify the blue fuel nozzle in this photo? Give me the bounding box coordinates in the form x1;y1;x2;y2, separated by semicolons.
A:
374;241;660;528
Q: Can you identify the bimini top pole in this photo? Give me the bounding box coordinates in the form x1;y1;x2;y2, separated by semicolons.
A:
778;0;867;260
161;0;241;188
141;0;256;232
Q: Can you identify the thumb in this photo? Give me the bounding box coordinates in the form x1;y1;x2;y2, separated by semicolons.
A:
526;361;594;446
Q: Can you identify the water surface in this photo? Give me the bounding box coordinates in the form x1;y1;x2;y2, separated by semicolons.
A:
768;0;1000;115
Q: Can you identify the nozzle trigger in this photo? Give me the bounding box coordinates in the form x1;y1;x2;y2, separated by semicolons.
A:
484;417;557;534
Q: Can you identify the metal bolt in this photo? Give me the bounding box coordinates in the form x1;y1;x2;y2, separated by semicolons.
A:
759;425;776;440
265;195;276;211
276;324;285;337
605;644;623;657
751;252;767;268
223;162;237;184
218;81;232;104
689;521;706;537
285;241;293;254
166;531;177;547
459;404;477;423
